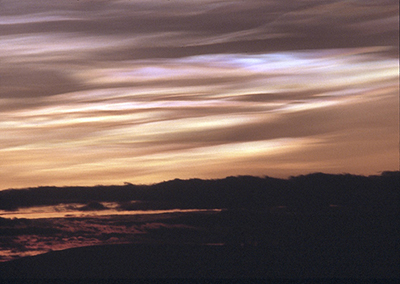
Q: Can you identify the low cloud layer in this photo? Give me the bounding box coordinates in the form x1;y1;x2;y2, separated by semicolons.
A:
0;0;398;188
0;212;206;262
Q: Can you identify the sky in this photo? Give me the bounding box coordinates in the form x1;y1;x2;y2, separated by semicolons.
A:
0;0;399;190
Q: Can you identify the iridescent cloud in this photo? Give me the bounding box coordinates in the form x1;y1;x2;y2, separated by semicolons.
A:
0;0;398;189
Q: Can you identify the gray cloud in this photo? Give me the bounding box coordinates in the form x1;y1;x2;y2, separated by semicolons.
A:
1;0;397;56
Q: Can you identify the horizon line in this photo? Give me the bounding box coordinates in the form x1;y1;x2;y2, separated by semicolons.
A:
2;170;399;192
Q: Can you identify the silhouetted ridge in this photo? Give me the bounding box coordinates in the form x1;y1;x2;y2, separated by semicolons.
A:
0;172;398;213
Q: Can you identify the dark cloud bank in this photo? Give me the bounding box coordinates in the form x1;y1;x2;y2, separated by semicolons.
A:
1;172;398;213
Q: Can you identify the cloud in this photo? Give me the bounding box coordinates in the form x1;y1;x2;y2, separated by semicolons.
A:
1;172;398;212
0;210;209;261
0;0;398;188
1;1;398;59
77;202;108;211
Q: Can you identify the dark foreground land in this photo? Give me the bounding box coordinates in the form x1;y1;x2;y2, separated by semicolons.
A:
0;241;398;279
1;209;399;280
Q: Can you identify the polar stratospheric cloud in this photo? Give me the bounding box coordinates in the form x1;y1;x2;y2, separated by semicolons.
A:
0;0;398;189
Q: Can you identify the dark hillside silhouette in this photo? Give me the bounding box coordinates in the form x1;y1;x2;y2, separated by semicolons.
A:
1;172;398;213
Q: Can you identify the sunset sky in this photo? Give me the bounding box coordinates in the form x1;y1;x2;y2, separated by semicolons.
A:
0;0;398;190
